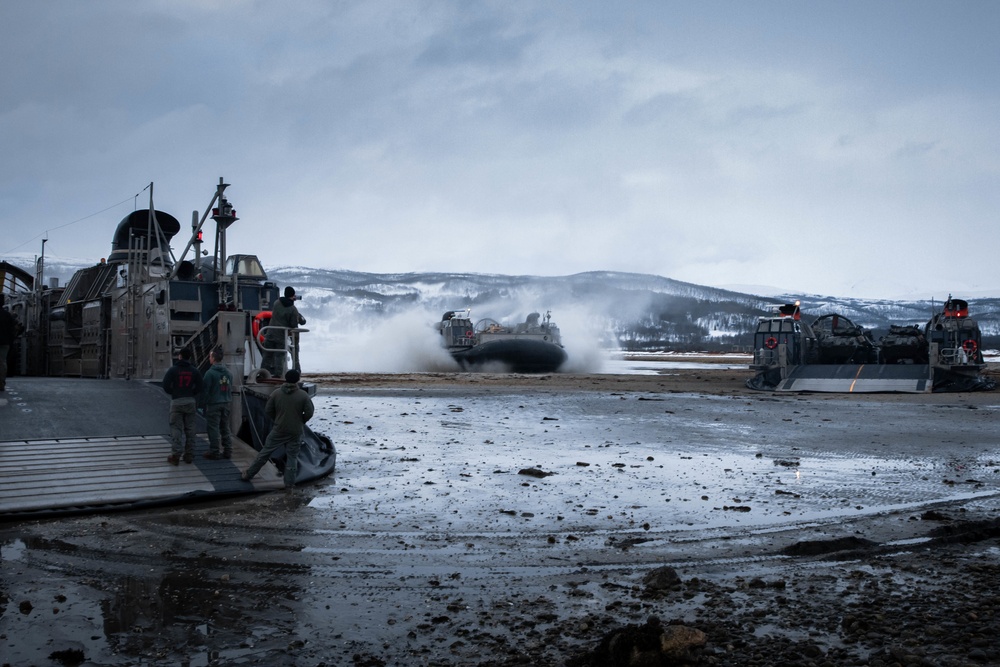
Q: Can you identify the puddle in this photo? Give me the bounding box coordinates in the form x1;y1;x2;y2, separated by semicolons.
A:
1;541;310;666
1;537;26;561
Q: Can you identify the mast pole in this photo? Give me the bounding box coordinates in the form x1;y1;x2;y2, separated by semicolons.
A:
169;178;225;280
36;237;46;295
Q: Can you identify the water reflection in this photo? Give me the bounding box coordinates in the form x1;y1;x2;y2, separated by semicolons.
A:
0;527;312;666
601;354;750;374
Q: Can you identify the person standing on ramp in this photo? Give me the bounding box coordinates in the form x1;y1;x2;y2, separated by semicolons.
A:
201;347;234;460
241;368;314;488
0;294;22;392
162;348;204;465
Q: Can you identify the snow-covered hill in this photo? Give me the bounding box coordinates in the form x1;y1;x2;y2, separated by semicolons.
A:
265;266;1000;356
4;255;997;364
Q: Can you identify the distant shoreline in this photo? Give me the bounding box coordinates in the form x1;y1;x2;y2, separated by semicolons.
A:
304;364;999;403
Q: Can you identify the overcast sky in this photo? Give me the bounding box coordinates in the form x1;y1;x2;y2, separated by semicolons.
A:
2;1;998;299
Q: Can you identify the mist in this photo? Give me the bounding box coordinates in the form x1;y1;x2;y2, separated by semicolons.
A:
298;305;460;373
294;300;609;374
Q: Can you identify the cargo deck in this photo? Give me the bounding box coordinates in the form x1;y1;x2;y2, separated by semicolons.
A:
0;378;285;519
773;363;932;393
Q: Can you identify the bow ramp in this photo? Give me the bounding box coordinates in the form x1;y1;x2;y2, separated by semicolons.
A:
0;378;285;520
773;364;932;393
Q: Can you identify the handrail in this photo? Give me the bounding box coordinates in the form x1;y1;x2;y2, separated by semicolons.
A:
258;325;309;372
257;325;309;350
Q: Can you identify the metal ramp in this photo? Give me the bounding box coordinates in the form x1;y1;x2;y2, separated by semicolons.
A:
775;364;932;393
0;434;284;518
0;378;284;519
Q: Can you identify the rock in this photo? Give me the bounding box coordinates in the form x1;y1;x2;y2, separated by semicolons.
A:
568;617;706;666
781;536;878;556
659;624;708;655
518;467;554;478
48;649;86;666
642;566;681;591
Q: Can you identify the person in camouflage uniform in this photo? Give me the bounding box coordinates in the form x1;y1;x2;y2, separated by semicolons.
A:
262;285;306;377
201;347;234;460
241;368;314;489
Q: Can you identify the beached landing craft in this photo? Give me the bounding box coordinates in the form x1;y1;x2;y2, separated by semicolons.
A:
0;179;335;519
746;299;995;393
438;309;567;373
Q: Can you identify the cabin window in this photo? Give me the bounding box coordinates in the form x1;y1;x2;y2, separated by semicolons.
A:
224;255;268;278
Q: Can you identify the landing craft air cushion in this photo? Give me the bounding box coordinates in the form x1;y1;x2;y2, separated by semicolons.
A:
747;299;995;393
438;309;567;373
0;179;335;519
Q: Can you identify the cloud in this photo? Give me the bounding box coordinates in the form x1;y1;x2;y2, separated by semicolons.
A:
2;1;998;300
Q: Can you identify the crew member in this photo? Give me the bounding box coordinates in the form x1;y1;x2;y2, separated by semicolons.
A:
241;368;314;489
0;294;22;392
162;348;204;464
201;347;234;459
262;286;306;377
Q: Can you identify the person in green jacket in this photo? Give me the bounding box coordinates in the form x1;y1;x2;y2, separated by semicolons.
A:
241;368;314;488
262;286;306;377
201;347;234;460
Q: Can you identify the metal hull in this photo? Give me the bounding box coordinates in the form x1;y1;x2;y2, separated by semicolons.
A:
451;338;567;373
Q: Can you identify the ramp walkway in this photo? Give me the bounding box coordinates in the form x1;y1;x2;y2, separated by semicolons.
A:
0;378;284;519
774;364;932;393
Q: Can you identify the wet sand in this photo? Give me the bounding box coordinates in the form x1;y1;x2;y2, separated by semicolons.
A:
2;368;1000;666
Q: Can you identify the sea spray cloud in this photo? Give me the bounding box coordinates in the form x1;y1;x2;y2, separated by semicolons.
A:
296;298;610;373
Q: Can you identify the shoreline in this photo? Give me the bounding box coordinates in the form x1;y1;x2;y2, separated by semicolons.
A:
304;365;1000;405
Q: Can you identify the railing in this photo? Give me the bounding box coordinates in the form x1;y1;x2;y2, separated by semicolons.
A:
754;347;779;366
938;347;972;366
184;312;225;372
258;325;309;374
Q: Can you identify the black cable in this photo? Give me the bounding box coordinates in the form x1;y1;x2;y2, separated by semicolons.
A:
2;190;145;255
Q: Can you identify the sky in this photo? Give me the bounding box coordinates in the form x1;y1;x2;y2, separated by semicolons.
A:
1;1;999;300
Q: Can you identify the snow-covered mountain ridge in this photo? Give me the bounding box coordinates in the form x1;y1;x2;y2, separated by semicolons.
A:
5;254;997;349
266;266;1000;349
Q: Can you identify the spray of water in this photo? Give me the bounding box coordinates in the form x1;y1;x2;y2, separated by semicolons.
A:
553;306;608;373
294;298;610;374
299;305;461;373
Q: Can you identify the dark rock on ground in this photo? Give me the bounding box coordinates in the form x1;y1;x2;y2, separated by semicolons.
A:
643;567;682;593
567;617;707;667
781;536;878;556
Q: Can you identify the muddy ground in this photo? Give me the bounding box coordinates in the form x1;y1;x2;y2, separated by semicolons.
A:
3;366;1000;667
